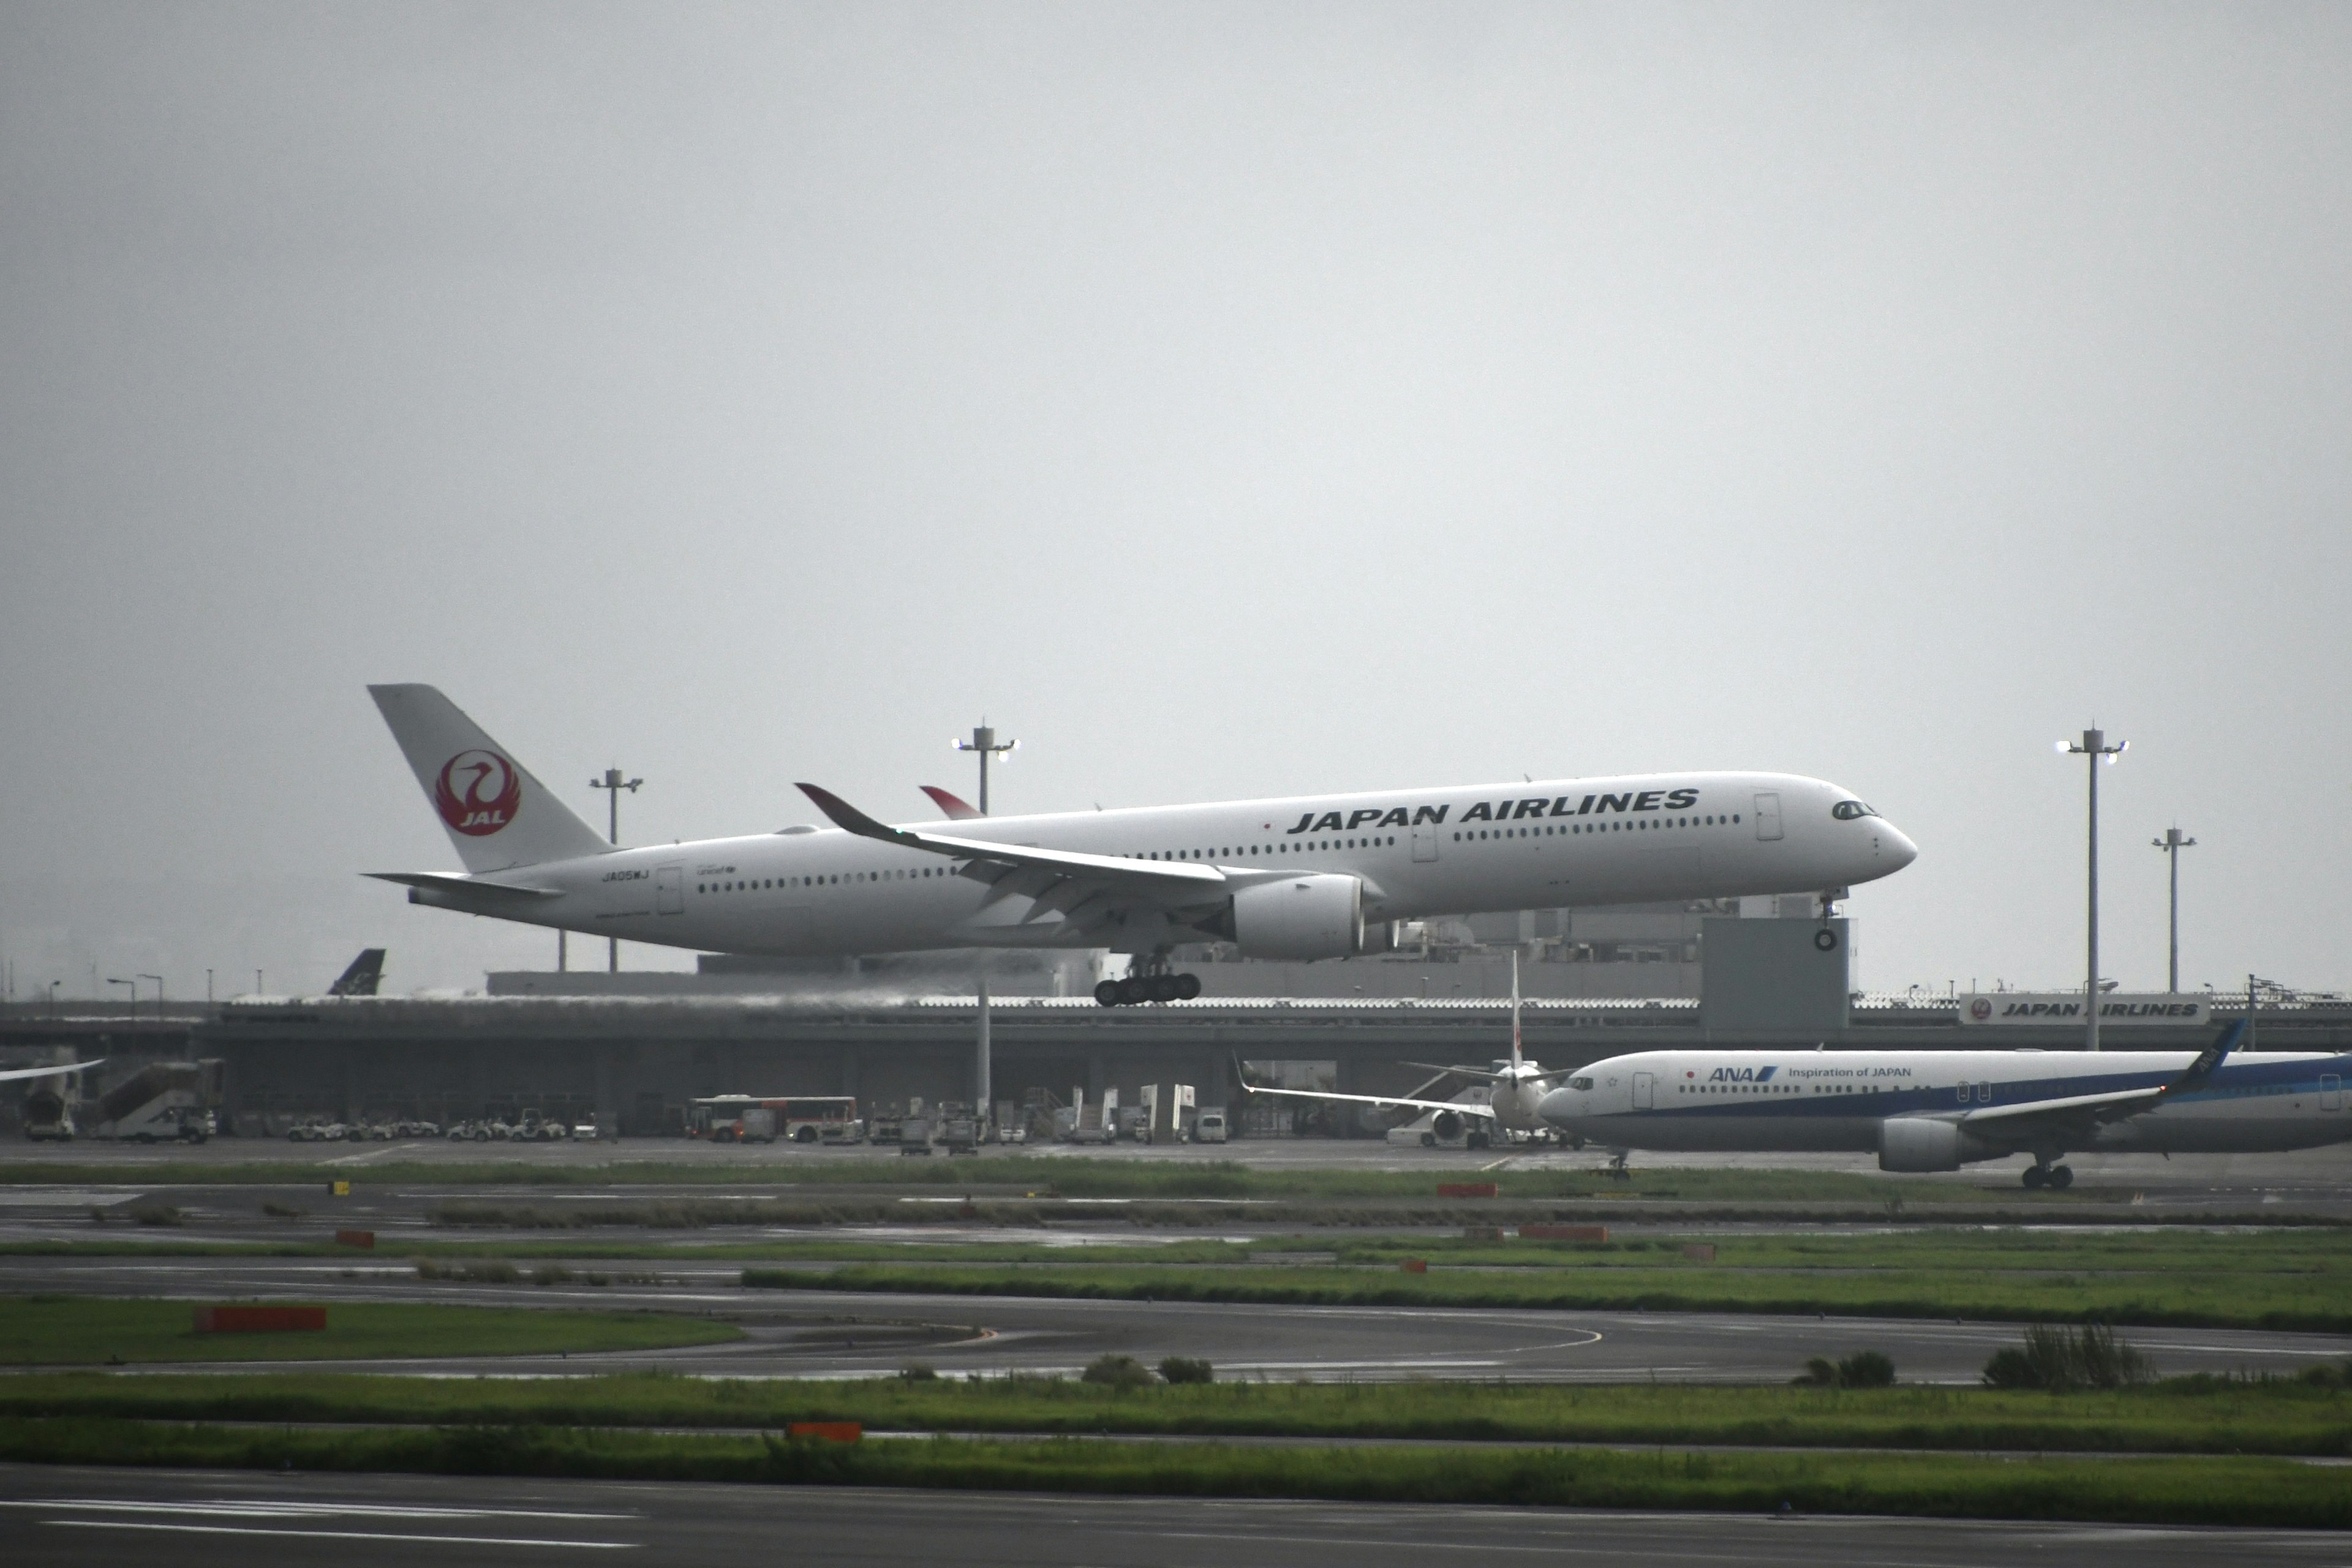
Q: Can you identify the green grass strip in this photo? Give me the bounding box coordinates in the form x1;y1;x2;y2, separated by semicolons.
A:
742;1261;2352;1333
2;1417;2348;1528
0;1297;739;1365
1;1371;2348;1457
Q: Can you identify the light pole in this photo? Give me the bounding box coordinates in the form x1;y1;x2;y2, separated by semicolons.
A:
2058;727;2127;1051
951;723;1016;1137
2151;827;2196;994
588;767;643;973
105;977;136;1014
137;974;162;1022
951;723;1018;817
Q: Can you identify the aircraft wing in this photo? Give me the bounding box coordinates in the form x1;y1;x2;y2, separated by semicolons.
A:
1240;1082;1498;1119
0;1059;103;1085
797;785;1288;899
920;786;984;821
1957;1020;2245;1144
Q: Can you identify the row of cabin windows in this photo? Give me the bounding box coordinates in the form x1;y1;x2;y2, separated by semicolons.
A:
1131;837;1397;860
1684;1082;1877;1096
1457;813;1738;842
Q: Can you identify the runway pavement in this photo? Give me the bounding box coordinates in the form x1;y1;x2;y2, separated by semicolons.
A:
2;1250;2343;1384
0;1464;2335;1566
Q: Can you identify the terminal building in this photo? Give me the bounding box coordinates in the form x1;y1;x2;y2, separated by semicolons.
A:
5;903;2346;1139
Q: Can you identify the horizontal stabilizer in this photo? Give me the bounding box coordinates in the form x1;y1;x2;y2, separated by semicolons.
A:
365;872;560;899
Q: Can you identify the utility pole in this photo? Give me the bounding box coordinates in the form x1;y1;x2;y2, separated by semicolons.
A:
588;767;643;973
138;974;162;1021
952;723;1015;1138
2059;727;2127;1050
952;723;1018;817
2151;827;2196;994
105;977;135;1014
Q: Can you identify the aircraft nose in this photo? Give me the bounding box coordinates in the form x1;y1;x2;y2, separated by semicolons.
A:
1537;1086;1575;1124
1883;823;1920;870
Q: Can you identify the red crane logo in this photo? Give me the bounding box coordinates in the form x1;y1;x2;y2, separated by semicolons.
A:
434;750;522;837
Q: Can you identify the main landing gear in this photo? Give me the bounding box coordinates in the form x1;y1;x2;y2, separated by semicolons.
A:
1095;968;1202;1006
2022;1163;2074;1190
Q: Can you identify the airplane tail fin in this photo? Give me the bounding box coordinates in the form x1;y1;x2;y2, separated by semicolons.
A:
369;685;611;873
327;948;386;997
921;785;984;821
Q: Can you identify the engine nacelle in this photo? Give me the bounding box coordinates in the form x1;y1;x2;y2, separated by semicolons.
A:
1877;1117;1993;1173
1231;875;1365;961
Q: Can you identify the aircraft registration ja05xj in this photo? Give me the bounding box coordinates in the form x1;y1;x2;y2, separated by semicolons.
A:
1537;1020;2352;1188
366;684;1917;1006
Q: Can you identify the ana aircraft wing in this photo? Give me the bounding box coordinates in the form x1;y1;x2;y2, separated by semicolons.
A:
1957;1020;2245;1144
0;1059;103;1085
1240;1082;1498;1119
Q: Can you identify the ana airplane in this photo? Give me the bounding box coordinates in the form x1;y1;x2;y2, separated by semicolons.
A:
1537;1020;2352;1188
368;684;1917;1005
1240;954;1560;1142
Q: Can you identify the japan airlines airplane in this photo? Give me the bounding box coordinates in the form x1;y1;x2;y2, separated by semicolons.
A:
368;684;1917;1005
1537;1020;2352;1188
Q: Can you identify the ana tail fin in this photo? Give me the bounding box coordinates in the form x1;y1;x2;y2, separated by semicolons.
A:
369;684;610;872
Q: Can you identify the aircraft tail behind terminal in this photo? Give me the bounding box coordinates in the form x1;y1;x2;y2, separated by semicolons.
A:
369;685;610;873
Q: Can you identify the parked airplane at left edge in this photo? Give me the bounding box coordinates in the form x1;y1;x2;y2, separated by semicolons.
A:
366;685;1918;1005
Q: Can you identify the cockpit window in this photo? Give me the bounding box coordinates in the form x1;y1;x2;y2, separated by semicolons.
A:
1831;801;1877;820
1568;1076;1594;1091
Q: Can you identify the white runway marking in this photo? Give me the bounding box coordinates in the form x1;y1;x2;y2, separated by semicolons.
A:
45;1518;636;1548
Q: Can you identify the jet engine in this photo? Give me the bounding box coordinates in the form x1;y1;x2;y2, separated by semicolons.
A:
1230;874;1366;960
1877;1117;1995;1173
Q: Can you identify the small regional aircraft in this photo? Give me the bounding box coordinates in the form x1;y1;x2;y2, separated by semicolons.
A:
368;684;1915;1005
1240;953;1561;1143
1537;1019;2352;1187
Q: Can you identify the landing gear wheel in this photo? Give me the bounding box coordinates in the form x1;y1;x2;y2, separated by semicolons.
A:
2021;1166;2048;1189
1095;980;1122;1007
1174;973;1202;1001
2049;1165;2074;1189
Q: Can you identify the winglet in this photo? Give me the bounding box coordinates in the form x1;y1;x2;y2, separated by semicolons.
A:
2165;1017;2245;1096
796;784;919;846
921;785;983;821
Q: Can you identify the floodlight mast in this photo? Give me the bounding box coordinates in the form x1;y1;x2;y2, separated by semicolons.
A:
950;722;1016;1139
2152;826;2197;994
951;723;1018;817
588;767;643;972
2059;728;2127;1050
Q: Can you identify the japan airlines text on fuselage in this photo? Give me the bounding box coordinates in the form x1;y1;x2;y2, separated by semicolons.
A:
367;684;1917;964
1538;1026;2351;1186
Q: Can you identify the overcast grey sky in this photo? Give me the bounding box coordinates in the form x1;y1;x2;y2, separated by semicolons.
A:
4;2;2346;999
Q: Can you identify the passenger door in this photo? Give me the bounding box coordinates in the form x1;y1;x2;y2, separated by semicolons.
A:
2323;1073;2342;1112
655;863;685;915
1633;1071;1655;1110
1411;823;1439;863
1754;792;1784;842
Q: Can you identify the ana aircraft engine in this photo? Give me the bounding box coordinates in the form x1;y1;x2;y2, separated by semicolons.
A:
1877;1117;1996;1173
1230;874;1369;960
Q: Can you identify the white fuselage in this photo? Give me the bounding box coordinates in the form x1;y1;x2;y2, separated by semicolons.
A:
413;771;1915;958
1540;1048;2352;1161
